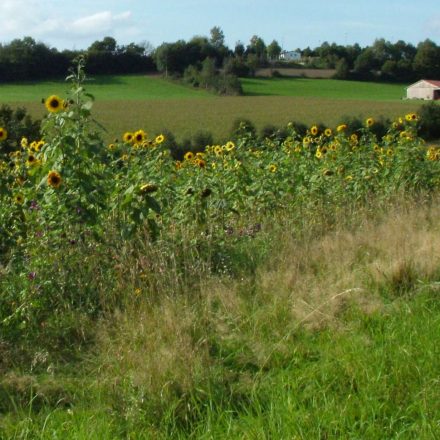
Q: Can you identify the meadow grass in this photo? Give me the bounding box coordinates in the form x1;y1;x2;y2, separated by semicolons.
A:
0;75;210;102
1;74;422;142
7;96;421;144
1;198;439;439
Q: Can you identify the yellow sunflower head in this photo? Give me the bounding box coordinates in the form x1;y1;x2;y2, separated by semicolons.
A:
336;124;347;133
155;134;165;144
310;125;319;136
0;127;8;141
225;141;235;152
324;128;332;137
366;117;374;127
14;193;24;204
133;130;146;144
123;132;134;143
268;164;277;173
184;151;194;161
47;170;62;188
214;145;223;156
45;95;64;113
140;183;158;194
194;158;206;168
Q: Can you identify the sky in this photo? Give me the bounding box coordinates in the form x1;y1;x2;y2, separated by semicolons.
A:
1;0;440;51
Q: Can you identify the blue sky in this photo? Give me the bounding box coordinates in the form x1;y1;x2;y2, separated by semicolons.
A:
1;0;439;51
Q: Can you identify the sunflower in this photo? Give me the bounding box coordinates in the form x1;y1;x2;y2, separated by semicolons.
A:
268;164;277;173
310;125;319;136
323;169;334;176
315;150;322;159
155;134;165;144
0;127;7;141
133;130;146;144
175;160;182;170
184;151;194;161
21;137;28;148
366;117;374;127
336;124;347;133
350;133;358;143
140;183;158;193
405;113;418;122
45;95;64;113
14;193;24;204
26;154;39;167
107;143;116;151
214;145;223;156
225;141;235;152
324;128;332;137
47;170;62;188
195;158;206;168
123;132;134;143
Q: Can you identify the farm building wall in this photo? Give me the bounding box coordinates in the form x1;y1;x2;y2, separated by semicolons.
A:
406;81;438;100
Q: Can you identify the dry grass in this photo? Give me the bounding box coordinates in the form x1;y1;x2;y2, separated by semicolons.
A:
95;198;440;395
255;67;336;78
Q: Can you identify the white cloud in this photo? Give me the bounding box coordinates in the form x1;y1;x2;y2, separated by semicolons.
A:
68;11;132;36
0;1;134;47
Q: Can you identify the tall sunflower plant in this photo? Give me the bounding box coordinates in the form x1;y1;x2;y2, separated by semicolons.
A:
32;57;108;240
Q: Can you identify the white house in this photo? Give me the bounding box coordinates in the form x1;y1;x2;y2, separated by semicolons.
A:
406;79;440;100
279;50;301;62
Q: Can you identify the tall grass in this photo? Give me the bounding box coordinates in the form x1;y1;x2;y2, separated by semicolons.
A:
1;196;440;438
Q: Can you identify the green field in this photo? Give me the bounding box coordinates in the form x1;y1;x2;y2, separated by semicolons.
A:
1;74;422;142
241;77;408;100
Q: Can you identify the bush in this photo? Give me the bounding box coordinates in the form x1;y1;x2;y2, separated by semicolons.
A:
0;105;41;156
418;102;440;140
229;118;257;141
191;130;214;150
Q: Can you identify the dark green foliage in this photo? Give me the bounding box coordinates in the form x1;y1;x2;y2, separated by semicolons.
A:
182;59;242;96
191;130;214;150
0;105;41;156
229;118;257;141
260;124;288;140
0;36;156;83
418;102;440;140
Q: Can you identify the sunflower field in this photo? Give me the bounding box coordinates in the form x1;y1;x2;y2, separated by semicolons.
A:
0;59;439;347
2;59;440;438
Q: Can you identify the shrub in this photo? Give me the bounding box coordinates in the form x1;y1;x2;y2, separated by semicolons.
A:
0;105;41;156
418;102;440;140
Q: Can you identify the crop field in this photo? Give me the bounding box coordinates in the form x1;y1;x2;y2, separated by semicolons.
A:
2;74;421;142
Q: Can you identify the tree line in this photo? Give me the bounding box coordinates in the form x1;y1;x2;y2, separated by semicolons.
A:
0;36;155;82
1;31;440;85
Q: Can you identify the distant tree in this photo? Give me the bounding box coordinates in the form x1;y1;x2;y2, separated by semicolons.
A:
88;36;117;53
333;58;350;79
413;39;440;78
247;35;267;62
267;40;282;61
234;41;245;57
353;48;376;77
223;56;250;77
199;57;217;89
246;53;259;76
210;26;225;48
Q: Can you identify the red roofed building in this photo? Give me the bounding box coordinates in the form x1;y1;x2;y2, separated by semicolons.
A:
406;79;440;100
